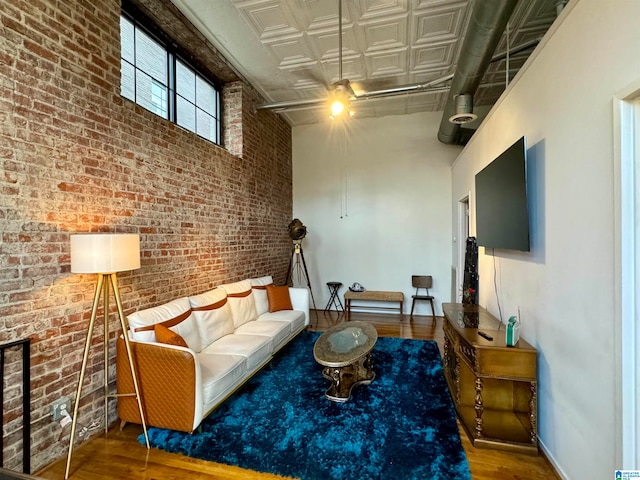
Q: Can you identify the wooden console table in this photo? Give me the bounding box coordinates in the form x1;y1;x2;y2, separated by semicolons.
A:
442;303;538;455
344;290;403;319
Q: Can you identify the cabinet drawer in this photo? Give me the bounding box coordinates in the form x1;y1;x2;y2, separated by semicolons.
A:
476;347;536;379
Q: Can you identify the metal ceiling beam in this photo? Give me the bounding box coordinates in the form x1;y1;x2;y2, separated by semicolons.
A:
255;97;328;111
256;85;452;113
356;75;453;100
256;73;454;111
437;0;520;145
491;37;540;63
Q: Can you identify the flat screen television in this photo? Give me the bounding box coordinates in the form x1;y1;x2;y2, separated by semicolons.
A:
475;136;530;251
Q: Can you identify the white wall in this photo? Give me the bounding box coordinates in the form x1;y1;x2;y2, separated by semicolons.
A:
293;111;460;315
451;1;640;478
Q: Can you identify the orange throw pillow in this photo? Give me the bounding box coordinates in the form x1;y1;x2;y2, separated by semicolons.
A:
266;285;293;313
154;323;188;348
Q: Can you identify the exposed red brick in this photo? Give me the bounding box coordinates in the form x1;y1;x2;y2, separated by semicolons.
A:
0;0;292;472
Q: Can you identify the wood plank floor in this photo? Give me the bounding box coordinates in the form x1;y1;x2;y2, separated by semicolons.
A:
37;311;559;480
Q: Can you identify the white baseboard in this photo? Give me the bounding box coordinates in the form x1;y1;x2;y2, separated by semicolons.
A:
538;437;569;480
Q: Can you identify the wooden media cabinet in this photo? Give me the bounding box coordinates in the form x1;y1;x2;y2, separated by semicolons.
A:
442;303;538;455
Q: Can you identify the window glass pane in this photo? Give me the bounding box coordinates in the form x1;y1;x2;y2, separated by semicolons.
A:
196;76;216;115
136;69;168;118
177;96;196;132
176;60;195;103
196;108;215;142
121;59;135;100
119;13;221;145
120;17;134;63
135;29;167;84
151;80;168;116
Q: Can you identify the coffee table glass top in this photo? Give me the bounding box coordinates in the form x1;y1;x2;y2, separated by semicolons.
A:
314;321;378;367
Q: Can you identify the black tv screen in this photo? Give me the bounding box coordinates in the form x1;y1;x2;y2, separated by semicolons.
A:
475;136;530;251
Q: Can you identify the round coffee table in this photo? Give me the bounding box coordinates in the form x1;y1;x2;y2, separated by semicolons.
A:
313;321;377;402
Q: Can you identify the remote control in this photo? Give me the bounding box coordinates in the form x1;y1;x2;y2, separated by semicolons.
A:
478;331;493;341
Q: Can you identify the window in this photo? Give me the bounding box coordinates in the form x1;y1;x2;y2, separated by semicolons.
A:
176;60;219;142
120;13;221;145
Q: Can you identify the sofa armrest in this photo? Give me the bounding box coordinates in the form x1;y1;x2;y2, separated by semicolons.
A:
288;287;310;326
116;336;202;433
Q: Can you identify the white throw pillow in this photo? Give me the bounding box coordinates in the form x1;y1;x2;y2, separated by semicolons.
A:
127;297;202;352
250;275;274;316
189;288;234;350
219;280;258;329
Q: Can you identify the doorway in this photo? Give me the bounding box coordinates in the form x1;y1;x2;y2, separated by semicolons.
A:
456;195;470;302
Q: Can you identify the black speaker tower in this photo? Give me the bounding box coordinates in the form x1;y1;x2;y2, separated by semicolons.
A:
463;236;478;304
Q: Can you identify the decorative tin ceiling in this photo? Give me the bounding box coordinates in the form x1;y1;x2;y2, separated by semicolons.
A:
170;0;561;126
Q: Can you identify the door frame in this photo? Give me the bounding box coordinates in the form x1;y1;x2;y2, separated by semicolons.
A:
456;193;471;302
614;81;640;468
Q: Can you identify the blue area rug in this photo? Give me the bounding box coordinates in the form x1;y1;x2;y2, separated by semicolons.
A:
140;330;471;480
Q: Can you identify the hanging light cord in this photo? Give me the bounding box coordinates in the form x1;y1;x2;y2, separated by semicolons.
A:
338;0;343;81
339;123;348;219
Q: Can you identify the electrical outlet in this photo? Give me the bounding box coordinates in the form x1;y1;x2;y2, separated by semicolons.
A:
51;396;71;422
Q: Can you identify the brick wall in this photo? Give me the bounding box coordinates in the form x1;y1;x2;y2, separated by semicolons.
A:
0;0;292;472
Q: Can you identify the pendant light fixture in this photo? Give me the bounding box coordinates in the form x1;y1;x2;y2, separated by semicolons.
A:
329;0;354;120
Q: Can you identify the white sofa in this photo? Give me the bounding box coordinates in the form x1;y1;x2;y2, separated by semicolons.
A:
116;276;309;433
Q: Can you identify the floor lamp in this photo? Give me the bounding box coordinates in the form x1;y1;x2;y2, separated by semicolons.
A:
65;233;149;479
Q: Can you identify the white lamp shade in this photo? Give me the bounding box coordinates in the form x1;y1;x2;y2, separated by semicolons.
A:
70;233;140;274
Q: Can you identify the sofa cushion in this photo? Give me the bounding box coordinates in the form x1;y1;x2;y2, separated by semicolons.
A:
250;276;274;316
197;353;247;410
189;289;234;350
128;297;202;352
202;333;272;371
258;309;306;334
219;280;258;329
154;324;188;348
235;320;291;352
266;285;293;312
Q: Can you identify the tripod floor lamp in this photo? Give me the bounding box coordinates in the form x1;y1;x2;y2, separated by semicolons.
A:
66;233;149;479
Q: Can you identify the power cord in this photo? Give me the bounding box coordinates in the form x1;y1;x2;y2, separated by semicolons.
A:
57;405;102;442
492;249;504;329
78;420;101;439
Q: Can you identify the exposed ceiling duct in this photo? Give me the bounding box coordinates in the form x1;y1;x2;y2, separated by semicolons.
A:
438;0;520;145
449;94;478;124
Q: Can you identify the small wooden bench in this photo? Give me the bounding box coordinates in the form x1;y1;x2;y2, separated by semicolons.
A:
343;290;404;319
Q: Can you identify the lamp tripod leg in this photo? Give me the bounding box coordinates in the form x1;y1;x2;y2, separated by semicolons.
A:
298;248;317;311
103;279;109;436
109;274;149;449
285;245;294;286
285;241;318;328
65;274;104;480
298;248;319;328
